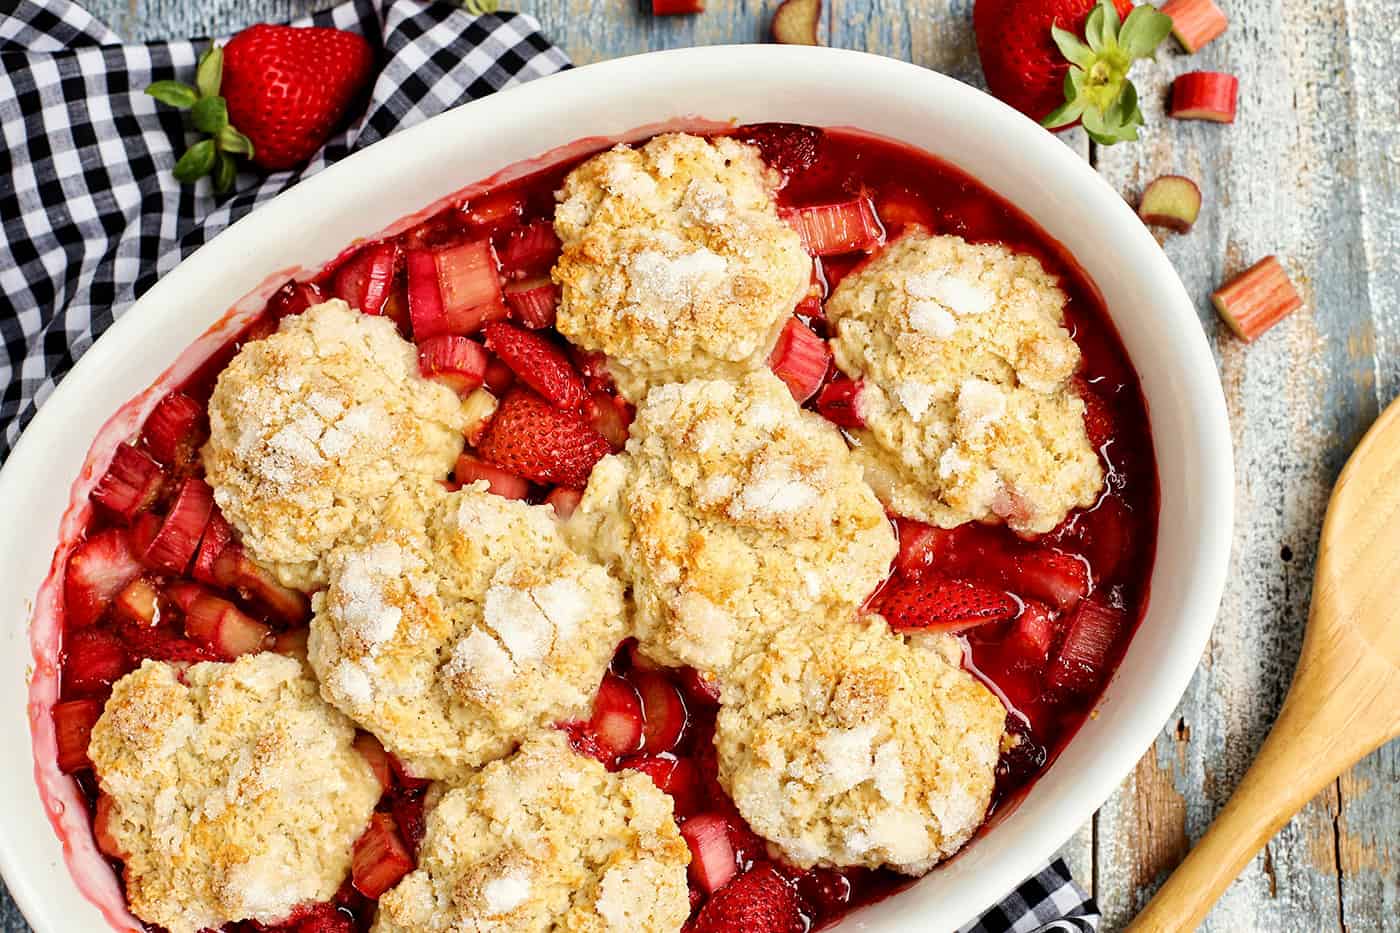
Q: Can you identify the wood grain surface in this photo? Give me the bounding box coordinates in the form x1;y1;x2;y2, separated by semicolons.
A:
45;1;1400;930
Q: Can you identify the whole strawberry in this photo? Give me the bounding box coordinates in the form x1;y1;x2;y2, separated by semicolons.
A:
974;0;1172;144
146;24;374;189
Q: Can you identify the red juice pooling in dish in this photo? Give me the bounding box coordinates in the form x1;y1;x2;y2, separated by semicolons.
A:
48;124;1157;932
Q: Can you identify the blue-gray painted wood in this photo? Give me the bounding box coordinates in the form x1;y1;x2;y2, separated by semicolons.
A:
29;1;1400;930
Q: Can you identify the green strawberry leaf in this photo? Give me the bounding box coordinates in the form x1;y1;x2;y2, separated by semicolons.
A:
1051;26;1095;70
173;139;217;183
1098;0;1122;47
216;125;256;158
1083;3;1107;52
145;81;198;109
196;45;224;100
212;151;237;194
1119;5;1175;58
191;96;228;134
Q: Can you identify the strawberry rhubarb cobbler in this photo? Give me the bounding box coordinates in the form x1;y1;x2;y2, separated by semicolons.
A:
45;124;1157;932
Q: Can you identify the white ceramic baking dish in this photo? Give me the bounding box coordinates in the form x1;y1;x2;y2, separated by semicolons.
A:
0;44;1232;932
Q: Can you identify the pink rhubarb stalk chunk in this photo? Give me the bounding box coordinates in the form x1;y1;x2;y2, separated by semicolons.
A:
1161;0;1228;53
352;813;414;899
781;197;884;255
503;277;559;329
333;241;399;315
417;335;488;396
1169;72;1239;123
768;316;831;403
680;813;739;894
454;454;529;500
91;445;166;523
1211;256;1303;342
143;478;215;575
1138;175;1203;233
652;0;705;13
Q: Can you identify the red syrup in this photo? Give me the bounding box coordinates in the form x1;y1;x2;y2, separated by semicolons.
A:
49;124;1156;932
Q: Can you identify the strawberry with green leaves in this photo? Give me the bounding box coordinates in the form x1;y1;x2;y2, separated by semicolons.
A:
974;0;1173;144
146;24;374;190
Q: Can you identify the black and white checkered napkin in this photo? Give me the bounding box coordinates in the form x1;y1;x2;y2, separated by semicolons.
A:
0;1;1100;930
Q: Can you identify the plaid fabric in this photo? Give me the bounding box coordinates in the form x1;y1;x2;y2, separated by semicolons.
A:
0;1;1100;930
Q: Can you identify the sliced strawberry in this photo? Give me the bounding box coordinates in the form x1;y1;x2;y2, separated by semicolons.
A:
586;391;634;450
767;317;831;404
461;388;500;446
183;593;271;660
453;454;530;500
141;392;206;469
892;516;957;580
351;813;414;899
191;511;234;585
111;614;210;665
53;698;104;773
1012;548;1091;610
213;546;311;624
590;673;644;760
93;793;123;859
503;277;560;330
1002;600;1058;674
91;445;165;523
476;390;611;488
693;864;806;933
389;792;428;855
568;347;615;394
113;577;159;625
634;671;689;754
498;221;561;277
143;478;215;575
623;754;702;818
332;241;400;315
483;358;516;395
814;377;864;428
545;486;583;519
353;733;393;794
681;812;739;894
63;629;132;694
878;574;1017;632
483;321;586;410
1079;385;1114;453
781;197;884;255
1046;598;1126;696
284;902;356;933
417;335;488;396
733;123;824;177
64;530;143;628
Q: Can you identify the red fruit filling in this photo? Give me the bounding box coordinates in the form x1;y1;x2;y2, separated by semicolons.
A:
351;813;414;899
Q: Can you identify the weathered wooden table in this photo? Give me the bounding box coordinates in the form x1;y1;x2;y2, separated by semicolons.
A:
29;1;1396;931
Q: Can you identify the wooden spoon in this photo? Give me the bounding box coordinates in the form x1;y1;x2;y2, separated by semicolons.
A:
1128;396;1400;932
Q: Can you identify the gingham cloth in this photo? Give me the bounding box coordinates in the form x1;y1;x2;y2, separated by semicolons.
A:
0;2;1101;931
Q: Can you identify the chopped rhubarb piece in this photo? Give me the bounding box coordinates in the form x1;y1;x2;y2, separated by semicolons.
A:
503;277;559;329
814;377;865;428
483;321;587;409
1046;598;1126;695
586;391;634;450
1161;0;1228;52
332;241;400;316
878;574;1018;632
405;248;450;341
1002;601;1058;673
498;221;561;276
53;698;104;773
623;754;702;818
63;629;132;694
93;793;124;859
1138;175;1202;233
590;673;644;759
162;580;209;614
1212;256;1303;342
64;529;143;628
767;317;831;403
143;478;215;575
91;445;165;523
351;813;414;899
545;486;583;519
653;0;705;13
771;0;820;44
475;390;612;488
354;733;394;793
271;626;309;661
461;388;499;446
417;335;488;396
681;813;739;894
892;517;957;579
454;453;530;500
436;239;504;322
141;391;206;468
113;577;159;624
634;671;689;754
183;593;271;659
190;511;233;585
1012;548;1091;610
213;546;310;624
1169;71;1239;123
781;197;884;255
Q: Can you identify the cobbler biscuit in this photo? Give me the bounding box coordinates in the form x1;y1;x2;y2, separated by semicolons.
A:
552;133;810;400
714;616;1005;874
203;300;466;589
568;370;896;676
826;230;1103;535
87;654;381;933
374;732;690;933
309;485;627;781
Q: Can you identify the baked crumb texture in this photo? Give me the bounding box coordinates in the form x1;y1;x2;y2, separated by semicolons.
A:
309;485;627;782
553;133;810;402
826;229;1104;535
715;616;1005;874
568;370;896;678
87;655;381;933
374;732;690;933
203;300;466;590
